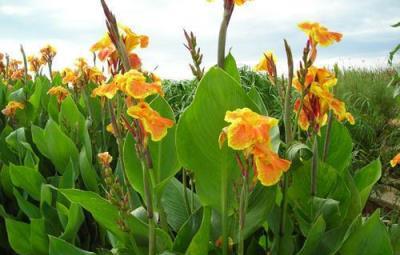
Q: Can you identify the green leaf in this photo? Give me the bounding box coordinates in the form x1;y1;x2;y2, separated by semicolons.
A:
32;119;79;174
79;148;99;192
60;203;84;243
176;67;259;212
49;236;95;255
185;207;211;255
5;218;32;255
389;224;400;255
247;87;268;115
340;210;393;255
13;188;41;218
9;164;45;200
318;120;352;172
223;53;241;82
353;159;381;209
173;208;203;253
161;178;201;232
30;218;49;255
124;95;179;196
297;216;326;255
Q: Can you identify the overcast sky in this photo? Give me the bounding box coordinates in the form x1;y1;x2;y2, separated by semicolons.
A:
0;0;399;79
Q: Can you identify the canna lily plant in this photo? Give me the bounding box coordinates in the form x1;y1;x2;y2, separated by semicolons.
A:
0;0;397;255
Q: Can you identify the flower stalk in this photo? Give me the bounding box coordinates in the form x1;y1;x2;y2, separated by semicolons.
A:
218;1;234;67
311;133;318;196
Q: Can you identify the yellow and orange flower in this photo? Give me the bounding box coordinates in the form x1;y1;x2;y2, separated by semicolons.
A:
124;70;163;99
98;152;113;168
47;86;70;104
127;102;174;142
85;66;106;84
27;55;43;73
293;66;354;132
255;51;277;80
61;68;79;86
219;108;291;186
1;101;25;117
40;44;57;64
298;22;342;47
92;82;120;99
90;24;148;65
390;153;400;168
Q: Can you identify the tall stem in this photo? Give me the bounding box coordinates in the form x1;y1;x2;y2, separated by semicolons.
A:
311;134;318;196
217;3;234;68
221;166;229;255
238;175;248;255
142;159;156;255
20;45;28;85
278;40;294;255
322;111;333;161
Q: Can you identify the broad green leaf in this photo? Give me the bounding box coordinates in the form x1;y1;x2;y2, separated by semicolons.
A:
79;148;99;192
5;218;32;255
49;236;95;255
340;210;393;255
223;53;241;82
30;218;48;255
185;207;211;255
124;95;179;196
6;127;39;168
59;189;172;251
60;203;84;243
0;126;19;164
176;67;259;212
32;120;79;174
9;164;45;200
318;120;352;172
389;224;400;255
161;178;201;232
353;159;381;209
173;208;203;253
297;216;326;255
13;188;41;218
247;87;268;115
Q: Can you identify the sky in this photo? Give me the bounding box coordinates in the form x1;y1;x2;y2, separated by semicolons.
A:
0;0;399;79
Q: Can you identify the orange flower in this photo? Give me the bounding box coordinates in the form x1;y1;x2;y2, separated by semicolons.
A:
85;67;106;84
98;152;113;167
255;51;277;80
219;108;278;151
293;66;354;132
1;101;24;117
219;108;290;186
391;153;400;167
120;70;163;99
61;68;79;86
47;86;69;104
252;143;291;186
127;102;174;142
298;22;342;47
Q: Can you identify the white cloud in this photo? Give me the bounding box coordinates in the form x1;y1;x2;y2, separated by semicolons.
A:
1;0;399;79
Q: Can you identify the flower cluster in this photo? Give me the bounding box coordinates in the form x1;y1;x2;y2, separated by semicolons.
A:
90;24;148;74
27;55;43;74
254;51;277;83
61;58;105;91
219;108;291;186
47;86;70;104
293;22;353;134
293;66;354;132
39;44;57;65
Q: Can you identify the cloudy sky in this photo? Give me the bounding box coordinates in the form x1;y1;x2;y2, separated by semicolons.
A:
0;0;399;79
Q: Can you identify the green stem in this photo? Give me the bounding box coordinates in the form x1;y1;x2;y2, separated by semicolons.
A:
182;169;192;215
311;134;318;196
322;111;333;161
217;3;234;68
20;45;28;85
238;175;248;255
221;166;229;255
142;160;156;255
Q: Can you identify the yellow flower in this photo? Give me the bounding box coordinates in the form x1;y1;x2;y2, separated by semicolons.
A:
47;86;69;104
85;67;106;84
390;153;400;167
255;51;277;79
97;152;113;167
40;44;57;64
61;68;79;86
298;22;342;47
293;66;354;132
219;108;290;186
1;101;25;117
127;102;174;142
